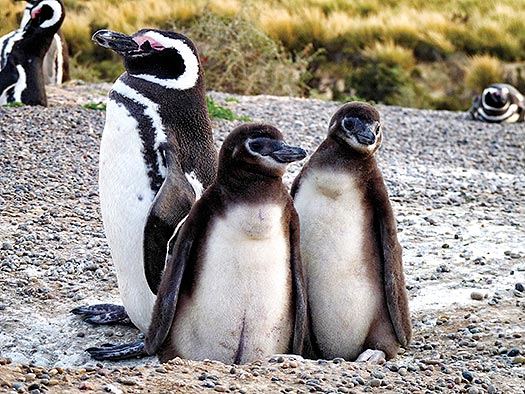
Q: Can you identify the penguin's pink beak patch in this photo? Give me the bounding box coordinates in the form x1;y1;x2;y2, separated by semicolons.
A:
30;7;42;19
133;36;165;51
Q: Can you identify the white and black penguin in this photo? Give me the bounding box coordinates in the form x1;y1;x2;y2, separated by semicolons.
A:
291;102;412;363
0;0;69;85
0;0;65;105
72;29;218;360
144;123;308;364
469;83;525;123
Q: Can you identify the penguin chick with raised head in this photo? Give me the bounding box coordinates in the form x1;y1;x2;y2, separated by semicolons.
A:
291;102;411;363
0;0;65;105
72;29;217;360
145;124;308;364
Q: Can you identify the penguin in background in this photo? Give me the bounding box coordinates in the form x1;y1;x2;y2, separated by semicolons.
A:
469;83;525;123
0;0;69;85
0;0;65;106
291;102;411;363
71;29;218;360
145;124;308;364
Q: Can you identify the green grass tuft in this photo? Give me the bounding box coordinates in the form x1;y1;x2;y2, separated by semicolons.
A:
83;102;107;111
2;102;25;108
206;96;250;121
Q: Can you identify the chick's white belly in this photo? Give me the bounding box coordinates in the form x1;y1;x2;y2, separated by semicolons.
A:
98;100;157;332
294;171;382;359
171;204;293;364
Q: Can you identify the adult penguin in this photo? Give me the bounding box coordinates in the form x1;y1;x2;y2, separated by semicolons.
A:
72;29;218;360
292;102;411;363
469;83;525;123
0;0;69;85
0;0;65;105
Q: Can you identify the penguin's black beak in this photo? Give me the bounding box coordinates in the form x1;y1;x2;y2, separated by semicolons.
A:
342;116;377;146
92;30;139;55
248;137;307;163
269;142;307;163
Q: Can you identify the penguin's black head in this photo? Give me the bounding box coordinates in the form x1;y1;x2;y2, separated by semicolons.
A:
482;85;510;109
219;123;307;178
92;29;200;89
328;102;382;156
23;0;65;34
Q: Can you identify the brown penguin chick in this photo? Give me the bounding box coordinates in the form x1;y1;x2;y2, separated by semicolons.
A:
291;102;411;363
145;123;308;364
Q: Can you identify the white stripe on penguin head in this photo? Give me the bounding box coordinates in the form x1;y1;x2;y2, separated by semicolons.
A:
31;0;63;29
131;31;200;90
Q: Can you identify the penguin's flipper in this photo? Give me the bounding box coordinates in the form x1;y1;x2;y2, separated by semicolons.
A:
71;304;132;326
467;96;480;120
86;341;146;361
144;196;210;356
143;147;195;296
289;204;308;355
374;192;412;347
0;62;19;100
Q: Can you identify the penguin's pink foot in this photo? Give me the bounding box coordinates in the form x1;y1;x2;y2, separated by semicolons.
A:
71;304;132;326
355;349;386;364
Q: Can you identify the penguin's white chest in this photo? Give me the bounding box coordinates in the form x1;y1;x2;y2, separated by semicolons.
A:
294;170;382;360
170;203;293;364
98;99;158;332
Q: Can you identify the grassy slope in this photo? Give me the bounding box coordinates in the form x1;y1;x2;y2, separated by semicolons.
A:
2;0;525;109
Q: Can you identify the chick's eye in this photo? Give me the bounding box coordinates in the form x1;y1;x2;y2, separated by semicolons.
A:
249;140;264;152
342;117;357;130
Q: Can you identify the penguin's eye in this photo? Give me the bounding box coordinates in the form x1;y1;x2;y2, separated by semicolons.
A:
342;117;358;131
248;140;265;153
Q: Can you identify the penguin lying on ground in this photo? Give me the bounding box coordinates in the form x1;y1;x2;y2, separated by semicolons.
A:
469;83;525;123
0;0;65;105
291;102;411;363
0;0;69;85
71;29;218;360
145;124;308;364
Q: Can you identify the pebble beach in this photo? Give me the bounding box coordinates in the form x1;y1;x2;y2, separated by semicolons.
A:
0;83;524;393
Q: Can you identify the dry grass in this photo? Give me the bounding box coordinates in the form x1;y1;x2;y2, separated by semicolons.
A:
2;0;525;108
465;55;504;92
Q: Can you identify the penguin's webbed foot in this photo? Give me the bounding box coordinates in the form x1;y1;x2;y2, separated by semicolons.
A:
71;303;132;326
355;349;386;364
86;341;146;361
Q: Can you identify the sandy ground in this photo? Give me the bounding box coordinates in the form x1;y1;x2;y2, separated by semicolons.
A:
0;82;524;393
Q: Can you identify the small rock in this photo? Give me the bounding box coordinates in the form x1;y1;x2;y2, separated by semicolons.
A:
462;370;474;382
470;291;485;301
507;348;520;357
515;283;525;292
25;373;36;382
369;379;381;387
372;371;385;379
511;356;525;364
214;385;227;392
468;387;479;394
